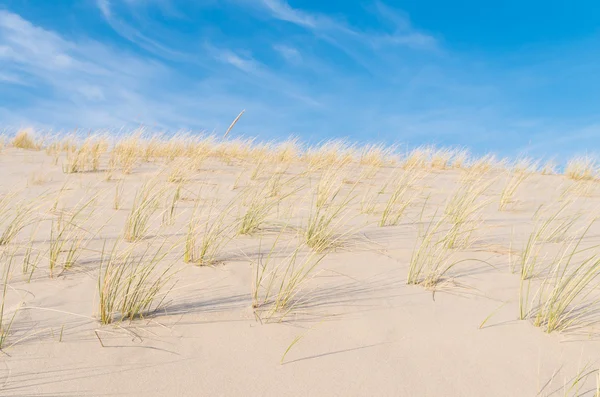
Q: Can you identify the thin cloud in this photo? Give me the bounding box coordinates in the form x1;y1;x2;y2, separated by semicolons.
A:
273;44;301;63
252;0;438;51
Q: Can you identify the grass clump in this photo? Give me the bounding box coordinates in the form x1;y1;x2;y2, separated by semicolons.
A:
304;181;355;252
499;170;528;211
98;239;175;324
237;180;296;235
123;180;165;242
252;238;325;322
0;193;40;246
379;171;420;226
12;130;40;150
565;156;597;181
519;202;582;280
521;222;600;333
63;137;108;174
0;259;18;350
184;200;232;266
442;177;493;249
359;144;396;167
110;133;142;174
407;215;457;288
48;197;96;277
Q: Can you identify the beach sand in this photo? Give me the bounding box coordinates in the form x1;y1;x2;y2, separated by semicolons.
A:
1;140;600;396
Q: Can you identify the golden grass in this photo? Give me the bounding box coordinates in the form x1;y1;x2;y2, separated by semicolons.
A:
359;144;397;167
304;182;355;252
49;196;97;277
123;179;165;242
565;156;597;181
0;193;40;246
519;221;600;333
0;257;18;349
499;170;528;210
402;147;430;171
442;176;493;249
184;199;232;266
63;136;108;174
12;129;41;150
237;178;297;235
98;239;175;324
379;170;420;226
518;202;582;282
430;148;455;170
252;236;325;322
407;212;469;288
305;140;355;171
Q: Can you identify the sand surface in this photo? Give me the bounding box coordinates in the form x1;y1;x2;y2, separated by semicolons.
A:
2;147;600;396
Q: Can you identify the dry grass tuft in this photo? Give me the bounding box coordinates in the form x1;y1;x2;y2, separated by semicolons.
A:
520;221;600;333
184;200;232;266
63;136;108;174
359;144;397;167
12;129;41;150
379;170;421;226
565;156;598;181
304;183;355;252
407;212;481;289
252;237;325;322
237;179;297;235
443;176;493;248
123;180;165;242
499;170;528;210
98;239;176;324
0;258;18;349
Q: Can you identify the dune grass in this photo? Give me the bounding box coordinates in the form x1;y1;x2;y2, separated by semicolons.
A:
407;213;459;288
304;181;356;253
0;193;40;246
519;221;600;333
499;170;528;211
63;137;108;174
12;130;41;150
519;203;583;281
98;239;176;324
252;237;325;322
0;259;18;350
49;196;97;277
442;176;493;249
184;199;233;266
237;178;297;235
113;179;125;210
123;180;165;242
379;170;420;227
565;156;597;181
9;130;600;379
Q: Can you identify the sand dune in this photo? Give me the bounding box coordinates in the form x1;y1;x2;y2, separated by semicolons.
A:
1;132;600;396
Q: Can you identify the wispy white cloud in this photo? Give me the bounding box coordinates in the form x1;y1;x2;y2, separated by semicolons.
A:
273;44;301;63
0;9;193;129
259;0;320;28
94;0;195;62
214;49;261;73
251;0;438;51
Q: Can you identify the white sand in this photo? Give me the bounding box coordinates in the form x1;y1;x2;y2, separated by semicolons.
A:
1;147;600;396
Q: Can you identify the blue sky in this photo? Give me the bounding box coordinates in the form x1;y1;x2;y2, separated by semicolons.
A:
1;1;599;158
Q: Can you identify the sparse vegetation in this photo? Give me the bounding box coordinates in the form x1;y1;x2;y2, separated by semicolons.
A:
123;180;165;242
12;130;40;150
98;239;176;324
565;156;597;181
252;237;325;321
3;130;600;394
